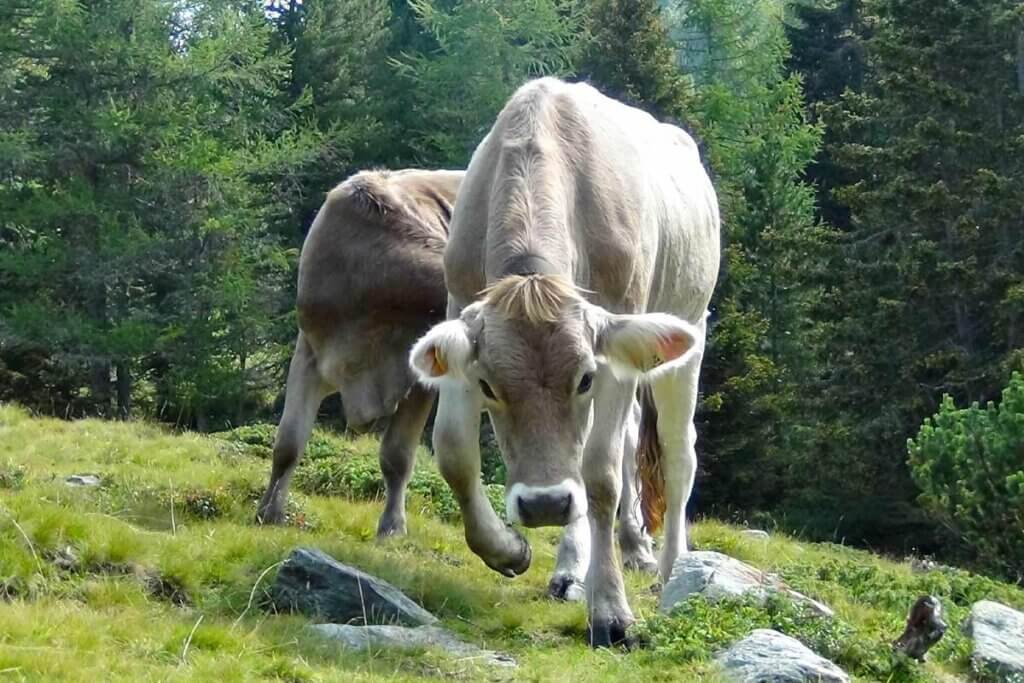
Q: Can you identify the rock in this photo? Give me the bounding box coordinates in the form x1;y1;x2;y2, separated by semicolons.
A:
715;629;849;683
740;529;770;541
310;624;516;668
65;474;101;487
270;547;437;626
659;551;833;618
892;595;946;660
962;600;1024;680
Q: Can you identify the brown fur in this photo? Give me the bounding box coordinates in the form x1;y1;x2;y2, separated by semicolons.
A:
636;386;666;533
297;168;462;423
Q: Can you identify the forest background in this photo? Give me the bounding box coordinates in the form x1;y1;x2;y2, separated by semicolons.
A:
2;0;1022;581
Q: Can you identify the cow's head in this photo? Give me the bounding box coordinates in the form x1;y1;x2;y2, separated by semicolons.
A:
410;273;701;528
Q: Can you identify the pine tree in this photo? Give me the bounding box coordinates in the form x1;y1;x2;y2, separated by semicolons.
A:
0;0;322;425
810;0;1024;548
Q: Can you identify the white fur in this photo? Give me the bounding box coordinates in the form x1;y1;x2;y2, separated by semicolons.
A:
505;479;588;525
408;319;473;388
594;310;703;381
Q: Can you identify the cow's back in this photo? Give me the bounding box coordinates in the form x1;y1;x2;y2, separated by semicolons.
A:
445;78;719;322
298;169;462;424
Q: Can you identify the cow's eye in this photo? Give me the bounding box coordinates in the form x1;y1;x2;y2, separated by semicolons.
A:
576;372;594;395
479;379;497;400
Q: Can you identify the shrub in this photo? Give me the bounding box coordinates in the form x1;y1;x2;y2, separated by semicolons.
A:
637;594;927;682
293;453;505;523
908;373;1024;581
0;461;26;489
214;424;350;461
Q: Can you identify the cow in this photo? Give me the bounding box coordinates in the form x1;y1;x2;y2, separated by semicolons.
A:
256;167;658;599
256;168;462;537
408;78;720;646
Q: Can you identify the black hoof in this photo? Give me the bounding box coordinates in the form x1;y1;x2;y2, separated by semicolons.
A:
375;517;407;538
255;504;285;525
547;574;585;602
586;618;633;649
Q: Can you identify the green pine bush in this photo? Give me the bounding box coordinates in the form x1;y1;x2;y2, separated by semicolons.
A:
908;372;1024;581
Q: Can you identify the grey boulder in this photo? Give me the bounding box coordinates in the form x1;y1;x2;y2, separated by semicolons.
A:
659;551;833;618
65;474;101;487
309;624;516;668
962;600;1024;680
716;629;849;683
270;547;437;626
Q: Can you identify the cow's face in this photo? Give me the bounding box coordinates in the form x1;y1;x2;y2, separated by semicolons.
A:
410;275;700;528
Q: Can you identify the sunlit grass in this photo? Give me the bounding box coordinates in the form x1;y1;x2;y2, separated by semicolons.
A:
0;403;1021;681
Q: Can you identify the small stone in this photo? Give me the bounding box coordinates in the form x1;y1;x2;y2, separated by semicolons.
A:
270;547;437;626
892;595;946;660
740;529;770;541
716;629;849;683
309;624;516;668
65;474;101;487
962;600;1024;680
659;551;833;618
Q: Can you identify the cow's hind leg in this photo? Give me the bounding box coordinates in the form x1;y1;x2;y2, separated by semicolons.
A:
618;397;658;574
650;325;705;584
548;514;589;601
377;384;435;537
434;382;531;576
257;333;330;525
583;371;637;647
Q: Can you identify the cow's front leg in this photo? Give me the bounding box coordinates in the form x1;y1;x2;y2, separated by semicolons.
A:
617;397;658;574
548;514;589;601
376;384;435;537
583;375;636;647
433;382;531;576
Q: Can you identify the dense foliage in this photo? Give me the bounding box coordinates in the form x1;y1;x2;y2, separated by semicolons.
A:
2;0;1022;574
909;373;1024;582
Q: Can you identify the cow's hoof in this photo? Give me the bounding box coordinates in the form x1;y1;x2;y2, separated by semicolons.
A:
375;515;407;538
482;527;532;577
255;502;285;525
547;574;586;602
586;618;633;649
622;549;659;575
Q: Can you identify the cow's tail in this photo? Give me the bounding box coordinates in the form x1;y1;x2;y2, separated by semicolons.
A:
636;385;665;534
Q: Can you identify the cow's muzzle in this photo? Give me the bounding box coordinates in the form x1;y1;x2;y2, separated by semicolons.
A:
506;480;587;528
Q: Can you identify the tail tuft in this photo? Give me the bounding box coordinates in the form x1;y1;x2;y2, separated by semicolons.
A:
636;386;665;533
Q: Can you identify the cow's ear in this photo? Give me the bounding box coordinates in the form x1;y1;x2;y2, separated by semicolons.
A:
410;319;473;386
594;310;702;378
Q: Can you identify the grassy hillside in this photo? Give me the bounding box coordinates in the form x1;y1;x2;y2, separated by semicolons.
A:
0;404;1021;682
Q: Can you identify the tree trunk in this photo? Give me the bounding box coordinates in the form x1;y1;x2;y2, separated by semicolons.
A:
235;351;247;427
115;361;132;420
1017;29;1023;95
89;361;111;416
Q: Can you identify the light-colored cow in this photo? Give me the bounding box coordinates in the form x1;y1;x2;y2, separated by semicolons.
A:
256;168;657;597
409;78;720;645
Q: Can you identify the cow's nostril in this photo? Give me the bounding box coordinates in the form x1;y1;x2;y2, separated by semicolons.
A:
559;492;572;515
516;489;575;527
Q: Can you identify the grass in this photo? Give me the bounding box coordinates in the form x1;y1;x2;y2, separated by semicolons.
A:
0;403;1021;681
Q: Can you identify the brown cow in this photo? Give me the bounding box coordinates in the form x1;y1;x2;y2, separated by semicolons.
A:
257;167;657;600
256;169;462;536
